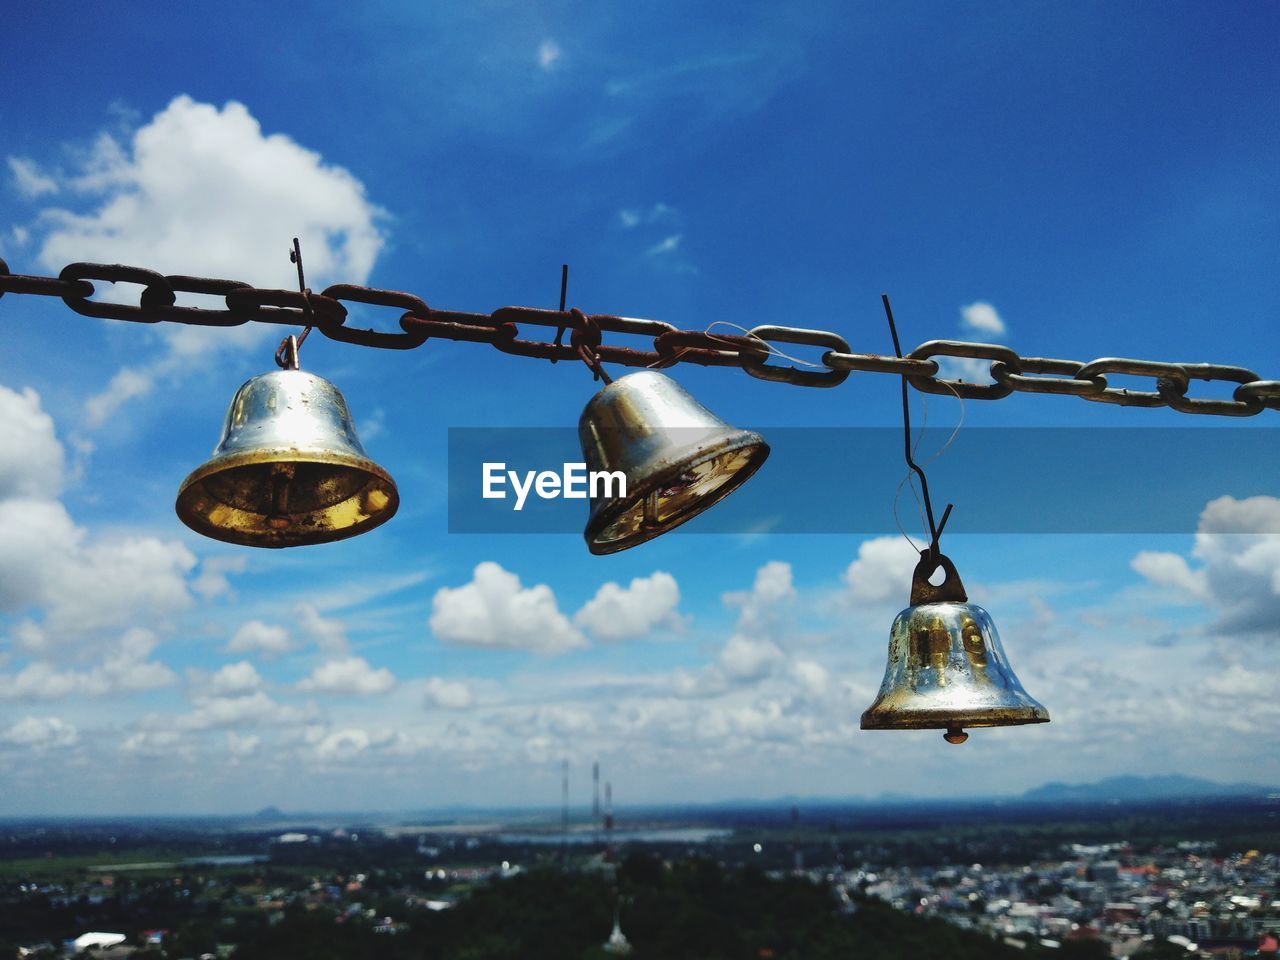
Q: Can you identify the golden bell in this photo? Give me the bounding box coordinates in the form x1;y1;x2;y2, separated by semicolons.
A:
860;551;1049;744
175;369;398;548
578;370;769;554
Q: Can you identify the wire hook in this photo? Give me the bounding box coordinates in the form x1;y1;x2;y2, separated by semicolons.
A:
275;237;314;369
882;294;952;556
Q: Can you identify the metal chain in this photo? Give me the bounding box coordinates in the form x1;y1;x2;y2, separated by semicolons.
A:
2;257;1276;416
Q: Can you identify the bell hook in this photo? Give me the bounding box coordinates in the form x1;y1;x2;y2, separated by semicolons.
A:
859;551;1049;743
578;370;769;555
175;369;398;547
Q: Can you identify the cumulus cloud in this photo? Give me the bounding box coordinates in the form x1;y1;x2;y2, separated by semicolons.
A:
204;661;264;697
294;603;349;655
0;628;176;701
845;536;920;605
1132;496;1280;635
0;386;64;499
960;301;1006;335
574;571;683;640
423;677;474;710
190;555;247;601
18;96;386;425
717;634;785;682
298;656;396;695
791;659;831;699
723;560;795;636
0;385;199;645
430;562;587;654
162;690;310;731
2;716;78;749
225;620;293;658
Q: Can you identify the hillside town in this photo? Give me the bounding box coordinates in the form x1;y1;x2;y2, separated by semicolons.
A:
854;841;1280;958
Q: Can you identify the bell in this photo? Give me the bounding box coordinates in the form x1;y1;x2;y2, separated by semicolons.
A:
860;551;1048;744
579;370;769;554
175;368;398;548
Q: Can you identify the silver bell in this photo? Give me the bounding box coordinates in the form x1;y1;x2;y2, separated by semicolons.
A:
578;370;769;554
860;552;1049;744
175;369;398;548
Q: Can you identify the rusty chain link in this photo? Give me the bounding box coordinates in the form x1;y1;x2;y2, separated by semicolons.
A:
2;257;1277;416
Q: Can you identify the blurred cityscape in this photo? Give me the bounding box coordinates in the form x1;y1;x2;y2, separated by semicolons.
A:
1;776;1278;959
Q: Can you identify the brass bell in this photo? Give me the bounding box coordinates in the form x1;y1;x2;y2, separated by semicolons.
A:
175;368;398;547
860;551;1049;744
578;370;769;554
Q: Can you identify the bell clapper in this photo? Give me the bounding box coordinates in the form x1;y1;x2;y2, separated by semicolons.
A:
266;463;296;530
944;725;969;745
642;489;662;529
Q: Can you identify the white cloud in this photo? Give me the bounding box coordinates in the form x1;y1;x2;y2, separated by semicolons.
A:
165;690;310;731
618;202;676;229
791;659;830;699
2;716;78;749
313;727;371;761
227;732;261;757
293;603;348;654
430;562;587;654
717;634;784;682
646;233;682;256
0;390;197;643
298;656;396;696
1132;496;1280;635
537;40;562;71
7;157;58;198
204;661;264;697
844;536;920;605
723;560;794;635
1131;551;1207;600
83;368;153;428
0;628;176;701
21;96;386;425
936;355;995;384
574;571;682;640
0;385;64;499
423;677;475;710
191;555;247;601
225;620;293;658
960;301;1006;335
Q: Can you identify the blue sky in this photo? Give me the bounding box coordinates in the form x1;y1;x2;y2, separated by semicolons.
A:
0;2;1277;815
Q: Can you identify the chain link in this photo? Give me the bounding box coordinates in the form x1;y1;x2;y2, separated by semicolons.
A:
2;258;1277;416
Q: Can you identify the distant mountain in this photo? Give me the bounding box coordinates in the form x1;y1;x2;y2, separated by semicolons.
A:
1021;774;1273;804
249;806;287;820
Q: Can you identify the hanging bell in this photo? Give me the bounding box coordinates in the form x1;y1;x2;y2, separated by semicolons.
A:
175;368;398;548
579;370;769;554
860;551;1048;744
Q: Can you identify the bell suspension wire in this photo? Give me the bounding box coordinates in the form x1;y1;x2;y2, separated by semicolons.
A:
274;237;315;371
549;263;569;363
647;319;829;371
882;294;953;561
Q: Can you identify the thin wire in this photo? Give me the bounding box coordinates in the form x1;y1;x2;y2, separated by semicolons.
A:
646;320;827;370
892;381;965;552
275;237;313;369
882;294;954;555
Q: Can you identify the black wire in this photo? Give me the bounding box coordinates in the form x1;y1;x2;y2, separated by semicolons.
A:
881;294;952;553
